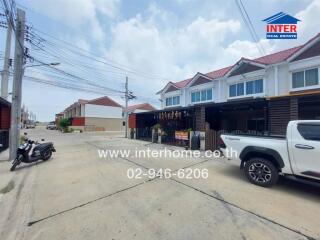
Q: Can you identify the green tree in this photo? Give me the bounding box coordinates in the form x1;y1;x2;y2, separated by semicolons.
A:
59;118;71;132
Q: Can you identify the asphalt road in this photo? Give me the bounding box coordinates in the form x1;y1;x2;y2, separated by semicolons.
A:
0;127;319;240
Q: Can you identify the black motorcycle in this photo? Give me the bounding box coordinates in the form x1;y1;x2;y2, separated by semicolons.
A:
10;133;56;171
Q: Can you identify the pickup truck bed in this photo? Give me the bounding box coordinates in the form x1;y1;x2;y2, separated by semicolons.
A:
220;120;320;187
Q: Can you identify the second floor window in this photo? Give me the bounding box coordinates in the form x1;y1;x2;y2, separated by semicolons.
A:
166;96;180;106
191;89;212;103
229;83;244;97
246;79;263;95
229;79;263;97
292;68;319;89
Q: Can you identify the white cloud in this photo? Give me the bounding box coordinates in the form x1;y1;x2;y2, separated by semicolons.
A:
225;39;276;60
74;38;91;52
93;0;121;19
24;0;121;41
105;7;242;93
295;0;320;43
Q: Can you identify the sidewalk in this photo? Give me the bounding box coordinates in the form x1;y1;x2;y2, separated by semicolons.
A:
0;149;15;201
0;149;9;162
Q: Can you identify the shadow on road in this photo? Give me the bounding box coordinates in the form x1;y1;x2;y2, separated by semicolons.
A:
13;160;48;171
221;164;320;199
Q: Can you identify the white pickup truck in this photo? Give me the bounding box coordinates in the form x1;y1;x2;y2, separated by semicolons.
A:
220;120;320;187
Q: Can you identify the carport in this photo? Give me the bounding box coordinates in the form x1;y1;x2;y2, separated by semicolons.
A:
204;98;268;150
298;94;320;120
134;106;196;146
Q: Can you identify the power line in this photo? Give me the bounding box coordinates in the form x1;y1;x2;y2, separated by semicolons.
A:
29;57;124;94
27;42;130;87
4;2;159;107
2;1;123;96
25;69;115;91
29;27;171;81
25;30;161;92
235;0;266;56
1;0;24;52
24;75;123;97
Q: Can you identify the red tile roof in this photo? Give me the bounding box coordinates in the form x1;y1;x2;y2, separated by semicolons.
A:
128;103;156;111
78;99;89;104
205;66;233;80
87;96;122;107
171;46;302;88
174;78;192;88
254;46;302;64
63;96;122;112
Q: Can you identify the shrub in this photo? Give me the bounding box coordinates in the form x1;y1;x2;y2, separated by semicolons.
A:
59;118;71;132
152;123;162;131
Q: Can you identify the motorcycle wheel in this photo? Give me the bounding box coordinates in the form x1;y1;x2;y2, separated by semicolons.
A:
10;156;21;171
42;150;52;161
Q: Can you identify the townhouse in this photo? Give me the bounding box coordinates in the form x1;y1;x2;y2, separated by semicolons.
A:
131;33;320;150
58;96;124;132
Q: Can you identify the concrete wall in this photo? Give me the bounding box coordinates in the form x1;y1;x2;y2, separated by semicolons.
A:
68;126;85;131
75;106;81;117
85;117;124;131
80;104;85;117
85;104;123;119
278;64;290;95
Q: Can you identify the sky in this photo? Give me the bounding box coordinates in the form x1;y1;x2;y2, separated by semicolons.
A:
0;0;319;121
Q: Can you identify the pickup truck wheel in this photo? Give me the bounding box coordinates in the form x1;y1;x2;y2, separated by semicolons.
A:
244;158;279;187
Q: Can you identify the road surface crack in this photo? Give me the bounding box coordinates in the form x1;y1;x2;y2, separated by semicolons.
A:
170;178;316;240
27;178;156;227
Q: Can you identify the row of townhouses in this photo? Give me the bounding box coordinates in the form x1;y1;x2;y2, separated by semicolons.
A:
56;96;155;132
158;33;320;109
130;33;320;150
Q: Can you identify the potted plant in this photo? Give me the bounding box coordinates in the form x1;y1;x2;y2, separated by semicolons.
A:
130;128;135;139
151;124;161;143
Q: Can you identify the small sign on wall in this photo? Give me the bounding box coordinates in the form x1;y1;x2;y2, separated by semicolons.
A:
175;131;189;140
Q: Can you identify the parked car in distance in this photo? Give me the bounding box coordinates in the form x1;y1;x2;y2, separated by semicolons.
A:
46;121;57;130
25;122;36;129
220;120;320;187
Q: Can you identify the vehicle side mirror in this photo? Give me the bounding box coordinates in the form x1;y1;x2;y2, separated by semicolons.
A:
24;132;27;136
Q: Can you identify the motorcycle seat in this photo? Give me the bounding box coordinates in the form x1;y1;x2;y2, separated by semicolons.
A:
34;142;53;151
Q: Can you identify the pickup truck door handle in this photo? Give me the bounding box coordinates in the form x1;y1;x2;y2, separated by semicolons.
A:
295;144;314;150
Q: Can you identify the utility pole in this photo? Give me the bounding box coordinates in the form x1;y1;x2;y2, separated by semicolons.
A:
1;10;13;100
124;76;128;138
9;8;25;160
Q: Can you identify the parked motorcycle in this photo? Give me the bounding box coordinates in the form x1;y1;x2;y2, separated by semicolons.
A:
10;133;56;171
